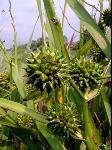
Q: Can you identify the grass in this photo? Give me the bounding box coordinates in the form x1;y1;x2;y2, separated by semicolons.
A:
0;0;111;149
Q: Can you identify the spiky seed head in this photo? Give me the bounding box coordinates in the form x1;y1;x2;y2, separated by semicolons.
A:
17;114;34;128
47;103;82;140
90;43;106;63
26;50;69;94
102;8;111;28
69;56;104;93
0;72;10;89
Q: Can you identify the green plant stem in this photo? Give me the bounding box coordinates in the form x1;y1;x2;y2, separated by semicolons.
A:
69;78;102;149
79;0;84;49
43;0;70;63
99;0;103;21
62;1;67;29
82;101;95;149
36;0;46;48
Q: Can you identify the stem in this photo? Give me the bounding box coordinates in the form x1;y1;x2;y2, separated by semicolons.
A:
99;0;103;21
8;0;18;66
62;0;67;30
69;78;102;149
79;0;84;49
9;59;13;86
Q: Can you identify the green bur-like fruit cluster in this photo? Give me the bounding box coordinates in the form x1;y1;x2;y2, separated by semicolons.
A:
70;57;104;93
26;83;37;95
17;114;34;128
90;43;106;63
89;21;107;63
26;51;68;94
47;104;81;140
0;72;10;89
102;8;111;28
98;21;106;33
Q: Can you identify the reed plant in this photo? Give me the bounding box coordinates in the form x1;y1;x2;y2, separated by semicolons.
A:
0;0;111;149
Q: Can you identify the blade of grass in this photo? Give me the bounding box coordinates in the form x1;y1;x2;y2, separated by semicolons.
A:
99;0;103;21
36;122;67;150
45;15;55;51
12;65;27;99
75;38;92;58
35;0;45;47
79;0;84;49
0;98;47;124
101;87;111;126
43;0;70;63
26;16;39;51
62;1;67;29
69;79;102;149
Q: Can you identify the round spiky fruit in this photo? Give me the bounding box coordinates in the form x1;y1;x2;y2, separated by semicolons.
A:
26;83;37;95
89;20;106;63
25;50;69;94
90;43;106;63
47;103;82;140
98;21;106;33
17;114;34;128
69;56;104;93
0;72;10;89
102;8;111;28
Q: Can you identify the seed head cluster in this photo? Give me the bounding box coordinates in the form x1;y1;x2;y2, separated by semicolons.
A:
47;104;81;140
70;57;104;93
26;51;69;94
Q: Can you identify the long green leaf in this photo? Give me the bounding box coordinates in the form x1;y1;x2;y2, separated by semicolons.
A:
101;87;111;126
79;0;84;49
0;42;11;69
43;0;70;63
68;87;82;117
12;65;27;99
69;79;102;149
26;16;39;51
75;38;92;58
36;0;43;29
45;15;55;51
36;0;45;47
66;0;111;59
0;98;47;124
36;122;67;150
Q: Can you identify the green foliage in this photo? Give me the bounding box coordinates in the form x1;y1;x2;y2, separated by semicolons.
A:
0;0;111;149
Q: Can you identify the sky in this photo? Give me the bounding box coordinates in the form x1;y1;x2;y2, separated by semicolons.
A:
0;0;109;49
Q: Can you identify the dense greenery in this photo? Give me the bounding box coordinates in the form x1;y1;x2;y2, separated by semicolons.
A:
0;0;111;149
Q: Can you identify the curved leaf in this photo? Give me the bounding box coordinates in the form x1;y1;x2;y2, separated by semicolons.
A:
0;98;47;124
43;0;70;63
36;122;67;150
66;0;111;59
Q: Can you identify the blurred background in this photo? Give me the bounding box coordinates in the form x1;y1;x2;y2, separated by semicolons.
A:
0;0;109;49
